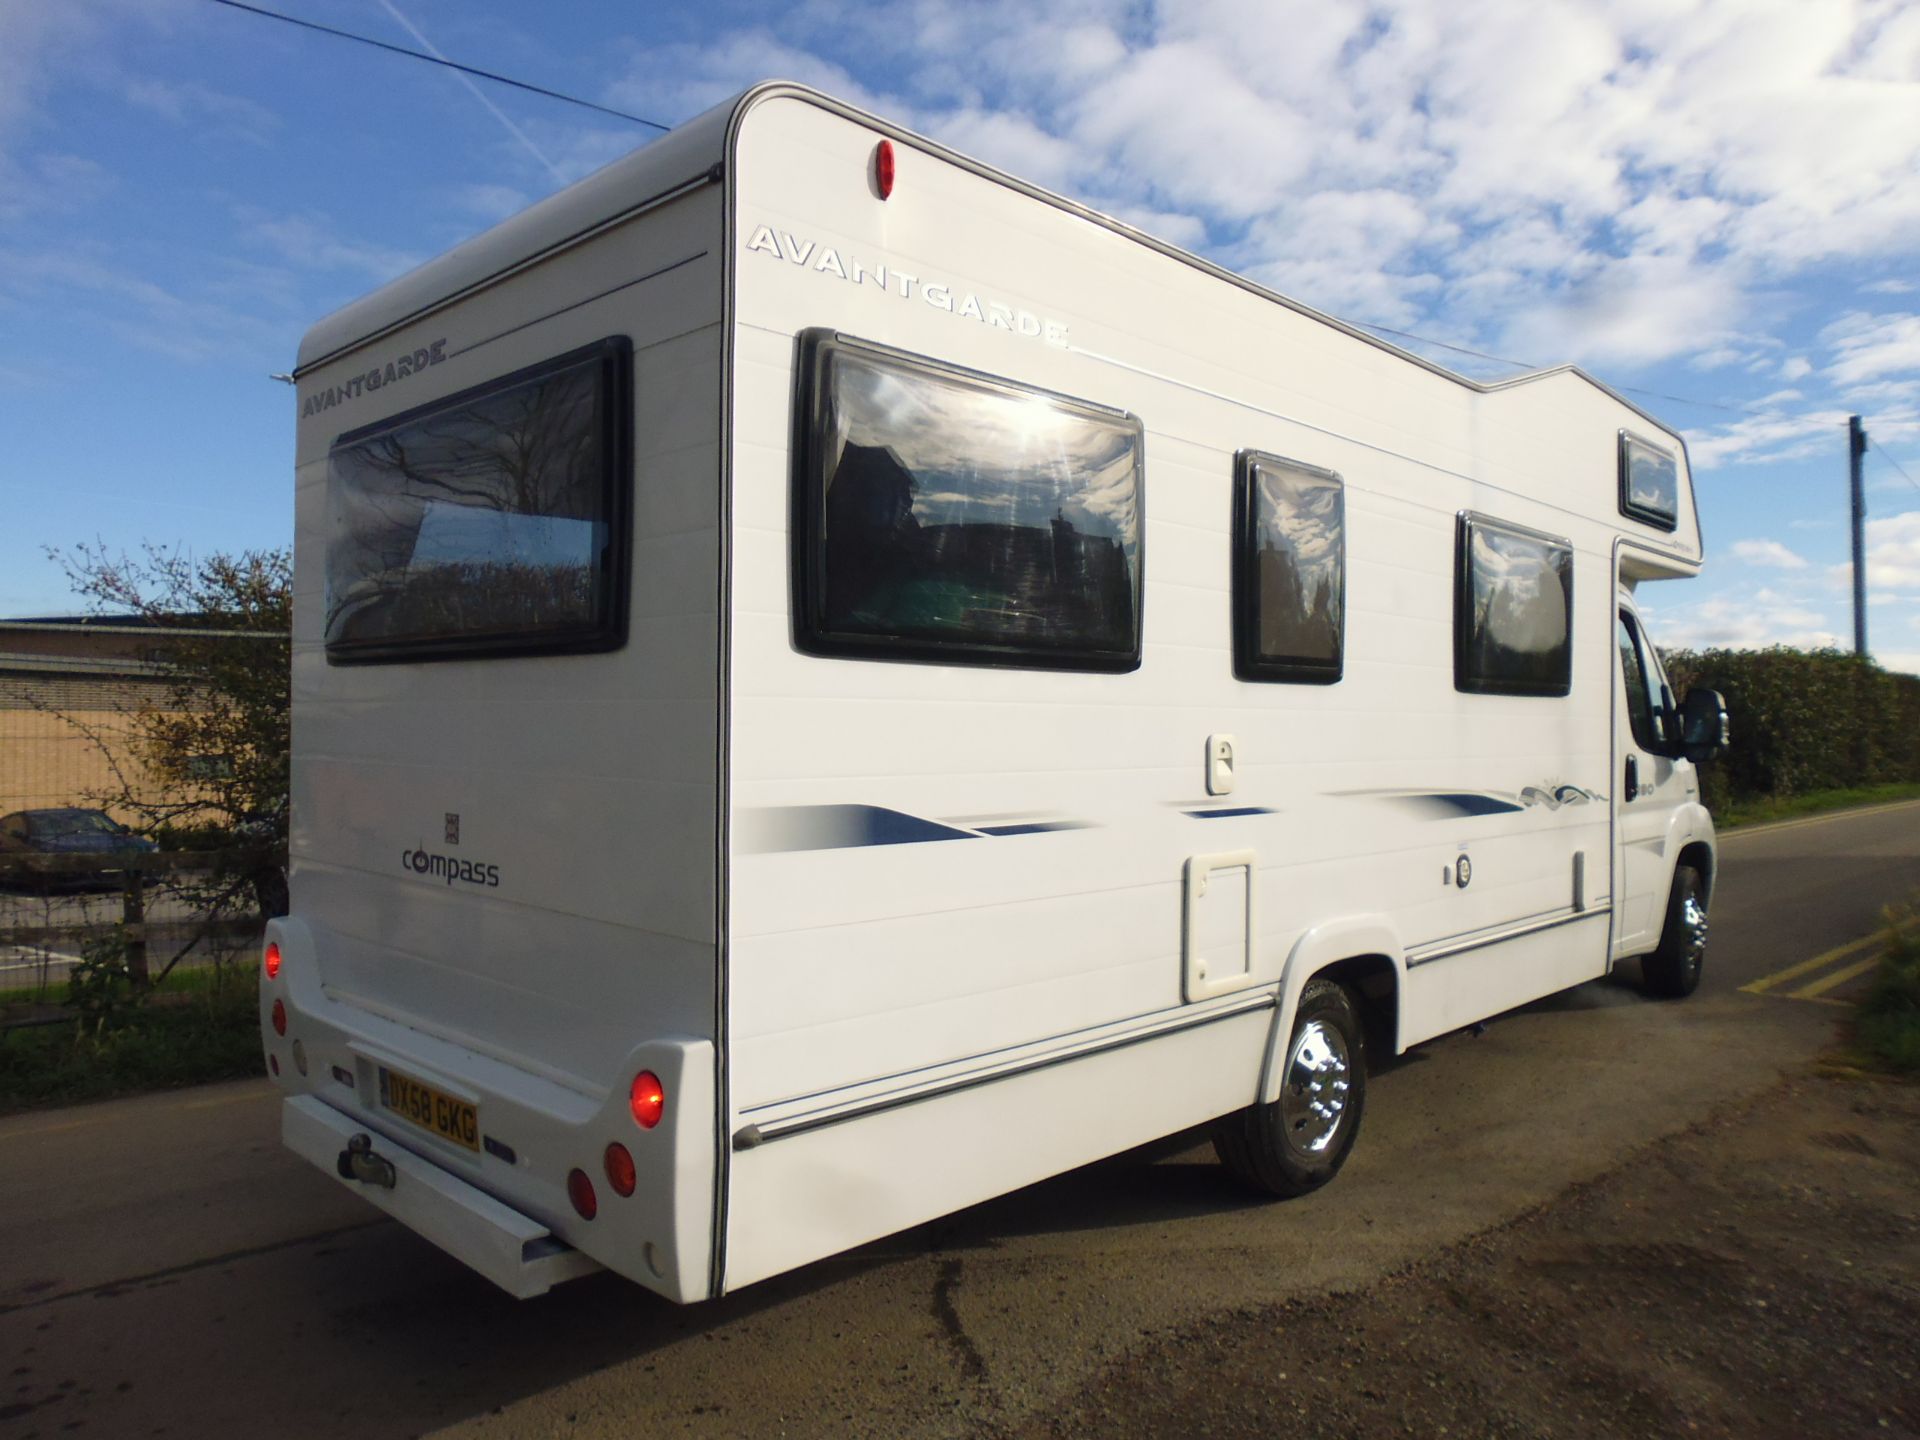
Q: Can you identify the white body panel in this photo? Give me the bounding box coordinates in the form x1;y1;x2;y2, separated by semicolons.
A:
269;84;1715;1302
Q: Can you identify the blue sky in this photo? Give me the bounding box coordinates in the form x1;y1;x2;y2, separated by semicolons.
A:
3;0;1918;669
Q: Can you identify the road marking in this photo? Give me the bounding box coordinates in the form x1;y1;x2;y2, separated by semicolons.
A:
180;1088;277;1111
1721;797;1920;843
1791;955;1886;1000
1742;923;1910;1002
1740;931;1887;994
0;1116;108;1143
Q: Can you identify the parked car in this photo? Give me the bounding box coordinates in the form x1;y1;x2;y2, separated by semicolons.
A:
0;808;158;891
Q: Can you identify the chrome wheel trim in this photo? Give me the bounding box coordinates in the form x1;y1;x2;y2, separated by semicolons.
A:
1279;1018;1352;1158
1681;889;1709;977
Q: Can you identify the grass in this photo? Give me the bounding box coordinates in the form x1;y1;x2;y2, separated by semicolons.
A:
1715;781;1920;830
0;958;237;1009
0;967;262;1112
1854;911;1920;1076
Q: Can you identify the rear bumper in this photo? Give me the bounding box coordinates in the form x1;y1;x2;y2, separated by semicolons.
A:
283;1095;600;1299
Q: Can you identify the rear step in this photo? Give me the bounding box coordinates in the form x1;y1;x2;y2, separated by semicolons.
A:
283;1095;599;1298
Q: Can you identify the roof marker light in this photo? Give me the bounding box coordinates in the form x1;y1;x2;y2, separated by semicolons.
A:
874;139;895;200
271;998;287;1036
263;942;281;980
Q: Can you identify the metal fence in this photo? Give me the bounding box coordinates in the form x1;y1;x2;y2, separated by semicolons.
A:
0;849;277;1008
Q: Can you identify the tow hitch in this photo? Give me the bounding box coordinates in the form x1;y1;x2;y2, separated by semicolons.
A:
336;1132;397;1189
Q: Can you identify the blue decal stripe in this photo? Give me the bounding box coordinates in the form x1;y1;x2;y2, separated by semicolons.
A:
975;820;1091;837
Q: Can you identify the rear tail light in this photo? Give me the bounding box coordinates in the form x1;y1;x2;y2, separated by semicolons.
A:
604;1142;636;1197
873;139;895;199
630;1070;665;1129
567;1168;598;1220
270;998;287;1036
263;941;281;980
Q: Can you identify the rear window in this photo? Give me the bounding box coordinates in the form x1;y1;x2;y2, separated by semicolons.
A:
323;337;631;663
795;330;1144;671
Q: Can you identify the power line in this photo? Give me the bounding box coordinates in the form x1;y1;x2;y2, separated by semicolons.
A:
203;0;669;131
1872;446;1920;496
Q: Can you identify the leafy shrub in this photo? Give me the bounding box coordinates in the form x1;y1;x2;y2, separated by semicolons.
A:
1856;907;1920;1074
1661;647;1920;812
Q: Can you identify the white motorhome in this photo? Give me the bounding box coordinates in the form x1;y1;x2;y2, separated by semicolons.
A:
267;83;1729;1302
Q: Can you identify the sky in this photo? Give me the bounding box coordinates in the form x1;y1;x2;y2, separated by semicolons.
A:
2;0;1918;669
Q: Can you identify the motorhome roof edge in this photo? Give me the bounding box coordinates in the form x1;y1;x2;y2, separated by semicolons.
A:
293;83;1694;462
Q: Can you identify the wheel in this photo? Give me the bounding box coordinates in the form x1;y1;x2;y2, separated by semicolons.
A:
1212;976;1367;1197
1642;864;1708;998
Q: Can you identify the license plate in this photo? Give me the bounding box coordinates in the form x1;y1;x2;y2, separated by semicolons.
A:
378;1065;479;1152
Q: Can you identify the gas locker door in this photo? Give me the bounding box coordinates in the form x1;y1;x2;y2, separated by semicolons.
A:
1612;601;1686;959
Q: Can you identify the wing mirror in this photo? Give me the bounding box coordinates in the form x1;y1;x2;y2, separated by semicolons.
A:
1680;687;1730;763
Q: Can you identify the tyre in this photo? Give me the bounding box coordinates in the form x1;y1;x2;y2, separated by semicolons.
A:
1212;976;1367;1197
1642;864;1708;999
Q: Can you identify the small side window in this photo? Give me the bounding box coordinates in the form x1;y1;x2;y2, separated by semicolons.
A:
794;330;1143;671
1618;610;1673;752
1619;431;1678;532
1232;452;1344;683
1455;513;1573;697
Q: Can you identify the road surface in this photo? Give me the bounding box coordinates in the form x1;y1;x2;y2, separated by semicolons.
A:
1;801;1914;1439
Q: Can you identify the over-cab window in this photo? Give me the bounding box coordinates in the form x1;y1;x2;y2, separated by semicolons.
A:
1455;513;1573;697
795;330;1143;670
1232;452;1344;683
1619;431;1678;531
323;337;631;664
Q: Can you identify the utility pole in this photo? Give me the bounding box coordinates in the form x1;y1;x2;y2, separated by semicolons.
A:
1849;416;1869;656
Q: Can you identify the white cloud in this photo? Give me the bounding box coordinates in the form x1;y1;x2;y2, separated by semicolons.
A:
1647;592;1841;652
620;0;1920;378
243;213;420;282
1730;538;1808;569
1823;311;1920;387
123;78;276;137
1865;279;1916;295
1863;510;1920;590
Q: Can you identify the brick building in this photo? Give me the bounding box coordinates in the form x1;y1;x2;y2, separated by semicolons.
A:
0;616;204;823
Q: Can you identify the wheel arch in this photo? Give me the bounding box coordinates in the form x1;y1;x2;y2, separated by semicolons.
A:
1258;917;1405;1107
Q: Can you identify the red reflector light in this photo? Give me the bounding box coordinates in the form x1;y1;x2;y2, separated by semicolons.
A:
630;1070;665;1130
268;1053;280;1077
567;1167;598;1220
604;1142;636;1197
271;998;287;1036
874;139;895;200
263;942;281;980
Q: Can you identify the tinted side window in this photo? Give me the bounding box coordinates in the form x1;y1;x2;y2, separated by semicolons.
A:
1618;611;1670;751
1455;513;1573;697
324;337;631;665
1233;453;1344;683
1619;431;1678;531
795;331;1143;670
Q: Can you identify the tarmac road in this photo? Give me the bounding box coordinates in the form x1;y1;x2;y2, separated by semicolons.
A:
0;801;1915;1440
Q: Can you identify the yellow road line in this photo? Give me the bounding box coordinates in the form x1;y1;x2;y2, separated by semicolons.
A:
1791;955;1886;1000
1740;930;1888;995
180;1087;276;1111
1721;797;1920;842
0;1116;107;1143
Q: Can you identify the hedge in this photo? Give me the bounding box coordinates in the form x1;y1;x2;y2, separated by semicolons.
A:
1660;647;1920;813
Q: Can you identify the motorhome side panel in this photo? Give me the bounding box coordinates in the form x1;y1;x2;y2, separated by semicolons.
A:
274;178;727;1301
718;95;1649;1287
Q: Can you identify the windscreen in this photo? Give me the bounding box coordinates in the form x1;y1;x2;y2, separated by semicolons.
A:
323;337;630;663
